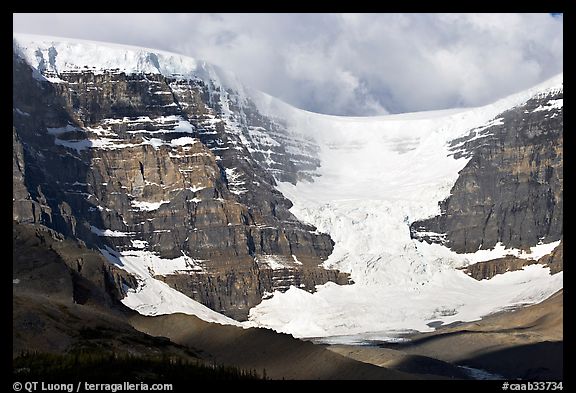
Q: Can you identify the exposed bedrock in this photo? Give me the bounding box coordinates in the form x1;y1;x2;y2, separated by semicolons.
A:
411;90;562;256
13;50;348;319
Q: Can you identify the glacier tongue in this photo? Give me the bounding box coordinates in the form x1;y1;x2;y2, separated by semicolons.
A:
247;189;562;339
246;74;563;341
248;266;562;339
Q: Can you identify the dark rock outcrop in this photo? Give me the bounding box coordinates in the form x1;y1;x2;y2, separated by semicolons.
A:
411;89;563;254
461;240;563;280
461;256;538;281
13;222;137;308
536;240;563;275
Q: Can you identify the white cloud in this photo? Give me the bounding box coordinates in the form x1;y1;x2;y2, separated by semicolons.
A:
13;13;562;116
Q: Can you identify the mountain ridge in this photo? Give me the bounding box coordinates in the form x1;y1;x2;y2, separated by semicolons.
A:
14;32;562;119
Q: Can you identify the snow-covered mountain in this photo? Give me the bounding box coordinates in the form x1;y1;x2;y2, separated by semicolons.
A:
13;33;321;184
13;34;562;342
246;73;563;340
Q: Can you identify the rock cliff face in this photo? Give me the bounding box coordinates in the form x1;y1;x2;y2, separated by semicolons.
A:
12;44;349;320
461;256;538;281
536;241;563;275
410;89;563;254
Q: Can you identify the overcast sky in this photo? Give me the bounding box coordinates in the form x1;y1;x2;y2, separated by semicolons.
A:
13;13;563;116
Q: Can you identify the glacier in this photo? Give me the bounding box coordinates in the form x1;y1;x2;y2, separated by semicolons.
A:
246;74;563;341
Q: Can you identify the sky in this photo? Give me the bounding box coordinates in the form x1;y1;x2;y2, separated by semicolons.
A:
13;13;563;116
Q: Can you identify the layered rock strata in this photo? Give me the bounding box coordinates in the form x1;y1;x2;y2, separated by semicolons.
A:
411;90;563;255
12;47;349;320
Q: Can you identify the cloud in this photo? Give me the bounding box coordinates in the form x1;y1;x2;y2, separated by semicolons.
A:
13;13;563;116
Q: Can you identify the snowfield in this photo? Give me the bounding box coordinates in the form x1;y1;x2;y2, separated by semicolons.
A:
14;34;563;339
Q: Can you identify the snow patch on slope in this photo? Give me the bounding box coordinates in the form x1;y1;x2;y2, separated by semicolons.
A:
532;98;563;112
100;246;237;325
130;200;170;212
90;226;133;237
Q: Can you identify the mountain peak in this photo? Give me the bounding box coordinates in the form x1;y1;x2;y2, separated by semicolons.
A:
12;33;246;93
